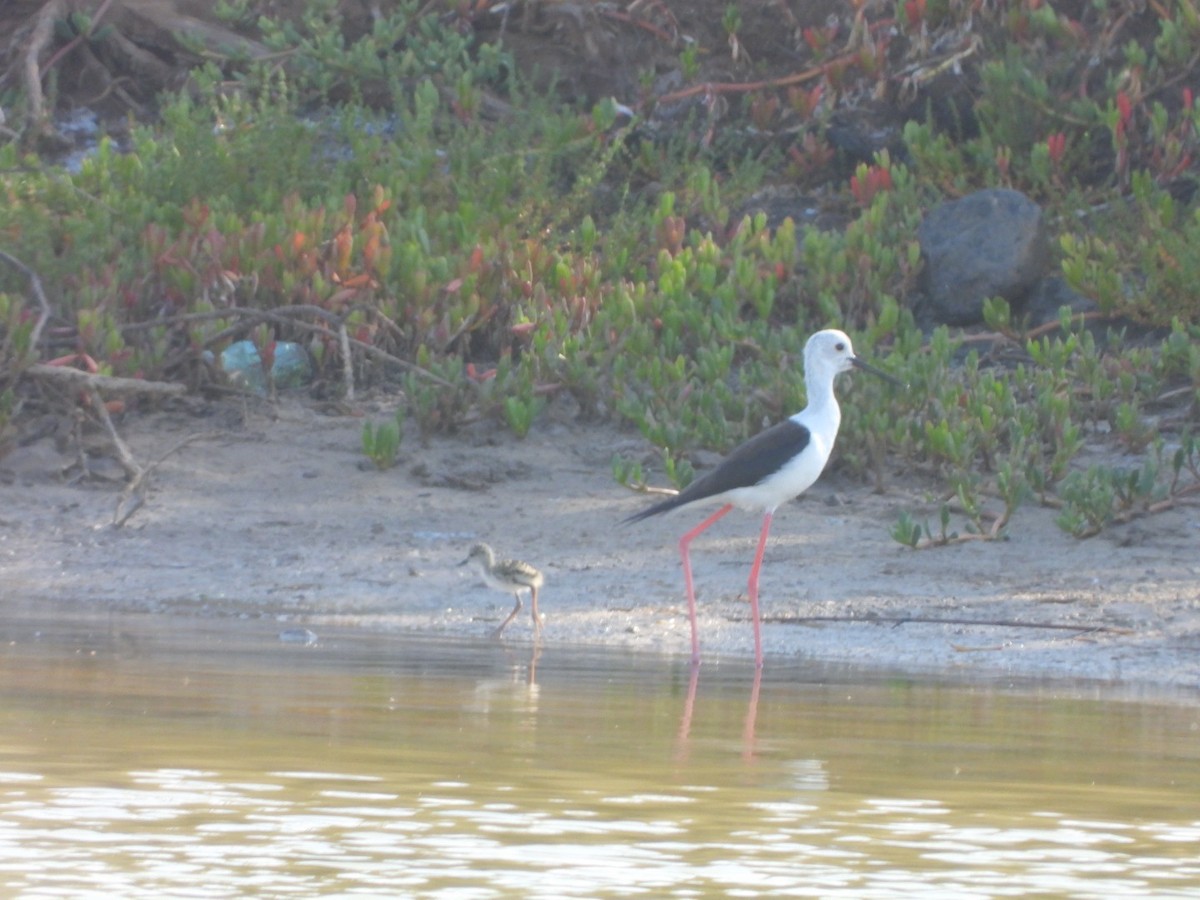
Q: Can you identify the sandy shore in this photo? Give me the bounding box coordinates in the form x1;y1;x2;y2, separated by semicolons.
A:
3;397;1199;692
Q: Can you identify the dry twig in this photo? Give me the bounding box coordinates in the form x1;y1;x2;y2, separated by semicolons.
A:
26;364;186;397
339;321;355;401
0;249;52;354
86;385;141;482
19;0;67;135
112;431;230;528
753;613;1133;635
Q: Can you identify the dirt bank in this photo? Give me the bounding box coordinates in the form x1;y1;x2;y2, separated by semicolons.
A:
3;397;1198;690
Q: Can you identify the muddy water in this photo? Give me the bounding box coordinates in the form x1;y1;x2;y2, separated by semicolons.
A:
1;609;1198;898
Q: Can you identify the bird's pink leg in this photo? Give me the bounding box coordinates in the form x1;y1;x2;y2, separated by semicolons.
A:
678;504;733;666
529;586;542;641
747;510;774;669
490;594;523;640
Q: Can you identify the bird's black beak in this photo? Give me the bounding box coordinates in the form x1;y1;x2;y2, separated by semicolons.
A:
458;557;470;567
851;355;904;387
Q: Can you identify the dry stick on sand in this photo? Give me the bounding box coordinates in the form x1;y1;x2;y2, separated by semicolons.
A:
111;431;231;529
5;251;183;512
85;385;141;480
26;364;187;397
80;383;145;526
22;362;194;528
73;379;229;528
74;376;236;527
754;613;1134;636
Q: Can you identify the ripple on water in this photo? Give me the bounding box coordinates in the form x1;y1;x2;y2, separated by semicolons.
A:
0;622;1198;898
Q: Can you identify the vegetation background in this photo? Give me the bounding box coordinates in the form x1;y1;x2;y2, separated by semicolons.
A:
1;0;1198;547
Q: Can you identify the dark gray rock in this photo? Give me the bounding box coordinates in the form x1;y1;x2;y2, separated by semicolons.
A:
916;189;1051;326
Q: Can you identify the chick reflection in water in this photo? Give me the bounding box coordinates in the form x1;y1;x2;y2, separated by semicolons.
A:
460;543;545;640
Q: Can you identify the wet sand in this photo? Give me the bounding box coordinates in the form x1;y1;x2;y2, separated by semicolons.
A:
4;398;1199;690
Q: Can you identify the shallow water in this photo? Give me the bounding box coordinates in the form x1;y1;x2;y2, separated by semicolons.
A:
1;609;1198;899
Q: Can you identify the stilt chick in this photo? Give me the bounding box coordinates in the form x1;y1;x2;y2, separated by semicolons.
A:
460;543;544;640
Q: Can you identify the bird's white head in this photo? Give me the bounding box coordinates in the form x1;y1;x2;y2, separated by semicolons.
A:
804;328;902;390
460;543;495;568
804;329;858;379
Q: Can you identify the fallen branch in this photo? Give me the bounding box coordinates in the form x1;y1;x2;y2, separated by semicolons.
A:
87;385;140;482
339;320;354;401
118;0;273;61
957;310;1114;347
18;0;67;136
655;56;848;108
651;16;918;112
907;506;1011;548
1087;483;1200;534
33;364;216;526
750;613;1134;635
625;483;680;497
26;363;186;396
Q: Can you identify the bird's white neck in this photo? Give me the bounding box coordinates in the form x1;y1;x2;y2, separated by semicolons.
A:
797;361;842;435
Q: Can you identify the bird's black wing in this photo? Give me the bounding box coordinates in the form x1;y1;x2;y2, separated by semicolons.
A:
623;419;811;523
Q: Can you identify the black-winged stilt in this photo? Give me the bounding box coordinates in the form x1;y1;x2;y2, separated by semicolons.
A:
625;328;900;668
461;543;545;639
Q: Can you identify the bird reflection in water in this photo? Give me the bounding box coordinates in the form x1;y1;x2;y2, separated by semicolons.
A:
675;666;763;763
